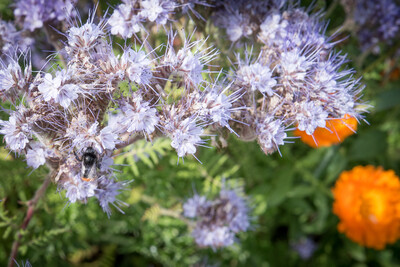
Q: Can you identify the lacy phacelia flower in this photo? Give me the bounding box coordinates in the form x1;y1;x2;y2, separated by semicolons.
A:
108;4;141;38
236;62;277;96
95;176;128;217
140;0;176;25
226;5;367;155
0;57;32;101
162;32;218;88
120;94;159;135
0;9;246;215
26;142;56;169
187;82;242;131
121;48;153;86
0;2;369;216
0;20;33;56
0;107;33;152
169;117;204;158
342;0;400;53
256;115;288;155
14;0;77;32
295;101;328;136
183;188;250;248
294;114;358;147
108;0;207;39
290;237;317;260
63;173;97;203
332;166;400;249
38;70;80;108
212;0;282;43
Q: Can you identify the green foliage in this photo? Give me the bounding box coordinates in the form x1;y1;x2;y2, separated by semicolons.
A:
115;138;172;177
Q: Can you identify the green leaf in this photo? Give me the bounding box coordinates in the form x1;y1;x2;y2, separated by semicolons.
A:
348;130;387;160
265;168;294;207
287;186;314;198
375;88;400;112
344;240;366;262
3;225;12;239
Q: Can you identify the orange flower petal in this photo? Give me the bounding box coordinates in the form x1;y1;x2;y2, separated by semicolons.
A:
294;114;357;148
332;166;400;249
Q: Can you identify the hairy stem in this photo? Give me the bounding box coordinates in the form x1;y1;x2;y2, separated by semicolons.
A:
8;176;52;267
115;133;145;150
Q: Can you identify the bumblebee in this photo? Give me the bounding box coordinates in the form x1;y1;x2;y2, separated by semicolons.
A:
75;147;98;182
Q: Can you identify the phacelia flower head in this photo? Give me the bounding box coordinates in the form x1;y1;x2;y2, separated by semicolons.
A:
140;0;176;25
14;0;77;32
62;173;97;204
345;0;400;53
121;48;153;86
183;187;250;248
0;107;33;153
95;176;128;217
0;20;33;56
332;166;400;249
212;0;283;43
236;60;277;96
187;80;242;132
38;69;81;108
162;31;218;88
26;142;56;169
295;101;329;136
290;237;317;260
0;56;32;101
169;117;204;158
120;93;159;135
108;0;207;39
226;5;368;156
256;115;288;155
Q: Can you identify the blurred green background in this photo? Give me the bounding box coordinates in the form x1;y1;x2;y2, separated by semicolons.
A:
1;0;400;266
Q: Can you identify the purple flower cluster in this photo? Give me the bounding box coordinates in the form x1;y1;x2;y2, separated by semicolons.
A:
0;20;33;56
183;188;250;248
0;0;368;225
109;0;209;38
291;237;317;260
0;7;240;214
212;0;286;43
218;5;368;154
347;0;400;52
14;0;77;32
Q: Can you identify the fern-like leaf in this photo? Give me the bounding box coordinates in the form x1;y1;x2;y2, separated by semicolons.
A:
116;138;172;176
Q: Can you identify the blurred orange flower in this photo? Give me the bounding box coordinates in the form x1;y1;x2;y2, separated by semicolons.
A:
332;166;400;249
294;114;357;148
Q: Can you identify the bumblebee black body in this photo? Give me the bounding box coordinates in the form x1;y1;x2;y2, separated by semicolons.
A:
76;147;98;181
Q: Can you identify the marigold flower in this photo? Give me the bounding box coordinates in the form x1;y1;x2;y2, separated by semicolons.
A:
294;114;357;148
332;166;400;249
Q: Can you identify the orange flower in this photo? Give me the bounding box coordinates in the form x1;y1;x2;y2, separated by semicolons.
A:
294;114;357;148
332;166;400;249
